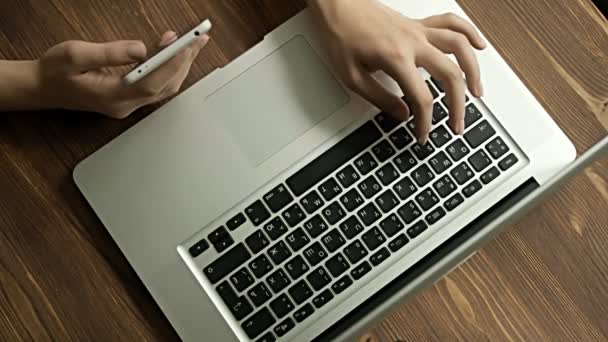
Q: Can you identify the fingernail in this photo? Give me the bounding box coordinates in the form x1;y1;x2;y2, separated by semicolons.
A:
459;120;465;135
160;31;178;46
127;42;146;61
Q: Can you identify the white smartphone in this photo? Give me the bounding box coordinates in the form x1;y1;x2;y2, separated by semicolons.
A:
123;19;212;85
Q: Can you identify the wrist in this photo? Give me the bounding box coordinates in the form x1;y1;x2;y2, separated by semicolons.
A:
0;60;46;111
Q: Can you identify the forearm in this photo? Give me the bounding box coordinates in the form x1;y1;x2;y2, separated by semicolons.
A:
0;60;44;112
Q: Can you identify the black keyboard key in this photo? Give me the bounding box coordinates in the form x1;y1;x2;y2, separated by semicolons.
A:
415;188;439;211
243;308;276;339
321;229;346;253
431;77;444;92
375;189;399;213
313;289;334;308
214;236;234;253
446;139;471;162
339;216;365;239
375;163;400;186
267;241;292;265
322;201;346;225
432;102;448;124
269;294;294;319
462;180;483;198
393;150;418;173
230;268;255;292
481;166;500;184
282;203;306;228
406;119;417;136
217;281;239;307
285;255;309;280
303;215;329;238
357;202;382;226
464;103;483;128
398;201;422;224
380;214;404;237
370;247;391;266
427;80;439;99
263;217;289;241
331;275;353;294
249;254;274;278
430;125;452;148
451;162;474;185
306;266;332;291
412;142;436;160
426;207;446;225
433;175;457;198
389;127;414;150
354;152;379;175
412;164;435;187
246;200;271;226
325;253;350;277
358;175;382;199
444;193;465;211
344;240;369;264
336;165;360;188
362;227;386;251
289;280;313;305
499;153;519;171
246;230;270;254
351;261;372;280
266;269;291;294
204;244;252;284
374;111;402;133
273;318;295;337
407;221;428;238
189;239;209;258
469;150;492;172
286;121;382;196
256;332;276;342
388;234;409;252
263;184;293;213
300;190;324;214
371;140;396;163
303;242;328;267
227;213;247;231
209;226;229;245
248;282;272;307
429;151;453;175
293;303;315;323
464;120;496;148
393;176;417;200
486;137;509;159
340;188;365;212
318;177;342;201
229;296;253;321
285;228;310;252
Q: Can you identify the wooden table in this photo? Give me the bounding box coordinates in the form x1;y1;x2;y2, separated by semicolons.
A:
1;0;607;340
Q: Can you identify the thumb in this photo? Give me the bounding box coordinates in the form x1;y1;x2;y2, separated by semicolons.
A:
60;40;147;72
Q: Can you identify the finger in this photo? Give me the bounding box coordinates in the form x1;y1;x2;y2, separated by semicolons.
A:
344;67;410;121
382;61;433;143
417;45;466;134
60;40;147;72
426;28;483;97
158;31;178;48
420;13;486;50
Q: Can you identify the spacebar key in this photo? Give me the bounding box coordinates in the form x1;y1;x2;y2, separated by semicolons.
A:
203;243;251;284
287;121;382;196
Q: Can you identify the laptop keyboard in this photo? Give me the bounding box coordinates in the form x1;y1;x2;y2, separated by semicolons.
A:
187;78;520;341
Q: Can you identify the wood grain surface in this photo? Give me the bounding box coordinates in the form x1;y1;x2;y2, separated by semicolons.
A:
1;0;607;341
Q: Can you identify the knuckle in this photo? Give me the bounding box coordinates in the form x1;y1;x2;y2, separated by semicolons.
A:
60;40;81;62
444;12;460;23
444;65;462;81
418;92;434;107
451;33;469;49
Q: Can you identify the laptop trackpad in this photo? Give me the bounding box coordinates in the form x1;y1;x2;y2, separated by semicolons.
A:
207;35;349;166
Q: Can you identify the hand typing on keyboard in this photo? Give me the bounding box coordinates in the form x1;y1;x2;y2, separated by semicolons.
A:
307;0;486;143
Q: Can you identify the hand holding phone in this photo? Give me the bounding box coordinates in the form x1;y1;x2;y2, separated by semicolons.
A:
123;19;213;84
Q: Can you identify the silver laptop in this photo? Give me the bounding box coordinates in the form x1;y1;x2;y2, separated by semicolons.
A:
72;0;606;341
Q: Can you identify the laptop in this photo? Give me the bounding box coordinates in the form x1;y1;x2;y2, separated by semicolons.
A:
72;0;605;341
